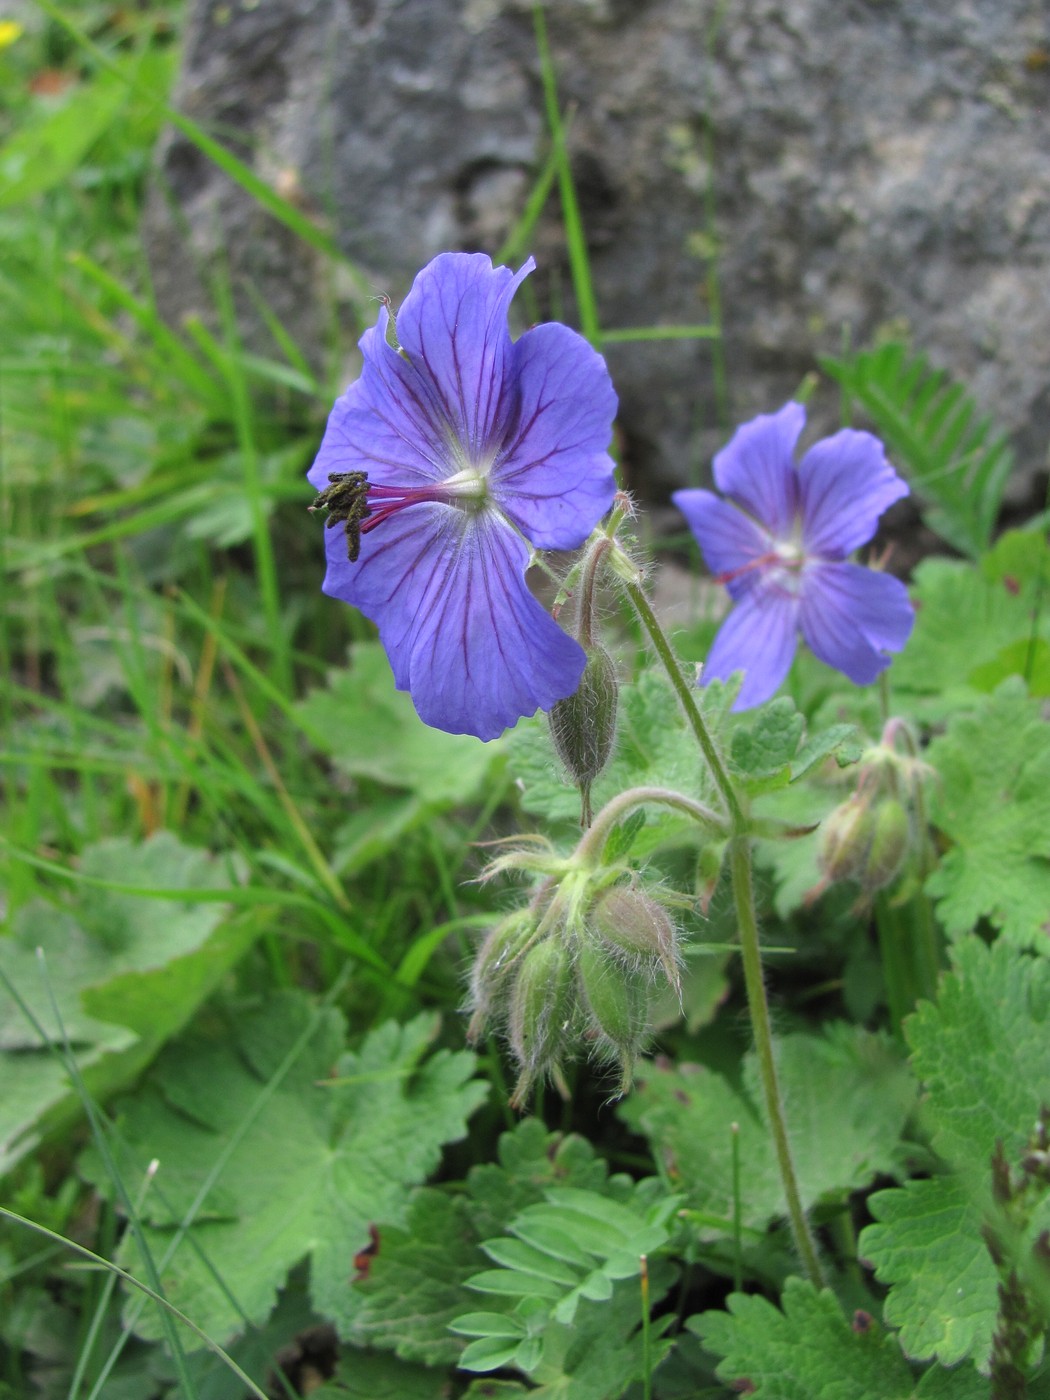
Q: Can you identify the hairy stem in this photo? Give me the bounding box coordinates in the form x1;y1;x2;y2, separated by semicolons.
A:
730;836;825;1285
576;784;724;866
619;557;825;1286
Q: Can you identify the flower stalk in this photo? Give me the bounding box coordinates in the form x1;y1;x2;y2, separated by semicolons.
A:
616;546;825;1288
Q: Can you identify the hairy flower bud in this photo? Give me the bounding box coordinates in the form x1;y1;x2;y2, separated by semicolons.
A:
508;937;573;1105
591;885;680;995
467;911;537;1043
859;797;911;892
548;643;619;825
576;939;649;1094
819;795;877;884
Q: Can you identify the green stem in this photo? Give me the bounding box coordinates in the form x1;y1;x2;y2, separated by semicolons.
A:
730;837;825;1285
620;558;825;1286
620;575;743;829
576;784;724;865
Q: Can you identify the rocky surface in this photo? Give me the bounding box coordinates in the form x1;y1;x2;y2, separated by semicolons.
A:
146;0;1050;502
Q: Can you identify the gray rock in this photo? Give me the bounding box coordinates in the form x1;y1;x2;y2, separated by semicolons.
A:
145;0;1050;503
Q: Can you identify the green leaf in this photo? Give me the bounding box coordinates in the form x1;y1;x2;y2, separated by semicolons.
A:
860;938;1050;1367
83;999;486;1345
820;341;1011;556
523;1270;676;1399
343;1192;495;1365
730;698;805;790
0;834;254;1175
337;1119;608;1363
907;937;1050;1173
790;723;864;782
923;680;1050;943
692;1278;917;1398
462;1181;679;1353
295;644;500;805
619;1026;914;1232
862;1175;996;1367
891;547;1050;711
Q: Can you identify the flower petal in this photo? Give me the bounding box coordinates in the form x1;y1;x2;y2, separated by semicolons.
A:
320;504;584;740
307;312;458;494
798;429;909;558
702;587;800;710
711;401;804;538
672;489;772;601
798;562;914;685
395;252;535;464
491;322;618;549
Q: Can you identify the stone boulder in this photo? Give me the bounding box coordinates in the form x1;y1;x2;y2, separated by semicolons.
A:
145;0;1050;503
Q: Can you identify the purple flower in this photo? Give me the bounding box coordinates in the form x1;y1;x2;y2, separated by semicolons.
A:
308;253;617;741
672;402;914;709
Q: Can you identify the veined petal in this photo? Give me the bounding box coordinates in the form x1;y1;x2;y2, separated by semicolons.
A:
702;587;800;710
798;562;914;685
492;322;618;549
307;334;453;494
395;252;535;464
798;429;909;558
320;504;585;740
672;489;772;601
712;402;804;538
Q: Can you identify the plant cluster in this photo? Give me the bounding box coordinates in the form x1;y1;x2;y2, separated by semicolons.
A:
2;5;1049;1400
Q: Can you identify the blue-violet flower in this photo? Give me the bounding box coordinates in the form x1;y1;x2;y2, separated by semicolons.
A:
308;253;618;740
673;401;914;709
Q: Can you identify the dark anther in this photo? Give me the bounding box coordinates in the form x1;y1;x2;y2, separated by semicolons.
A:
310;471;371;561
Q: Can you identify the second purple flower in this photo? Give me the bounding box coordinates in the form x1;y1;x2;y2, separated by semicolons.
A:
309;253;618;741
673;402;914;709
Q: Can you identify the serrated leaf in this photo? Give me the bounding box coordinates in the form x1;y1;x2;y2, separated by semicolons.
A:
295;643;500;804
790;723;864;782
730;698;804;787
620;1025;913;1232
342;1120;609;1363
692;1277;918;1398
859;937;1050;1368
861;1175;996;1368
907;937;1050;1173
923;680;1050;943
83;998;485;1346
890;551;1050;718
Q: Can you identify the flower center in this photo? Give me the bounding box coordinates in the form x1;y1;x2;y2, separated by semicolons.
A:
311;468;489;561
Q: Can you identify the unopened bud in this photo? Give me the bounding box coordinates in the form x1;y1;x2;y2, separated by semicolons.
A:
859;798;910;892
508;937;573;1090
548;644;619;825
467;911;536;1042
591;886;680;995
818;795;876;883
576;939;649;1093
